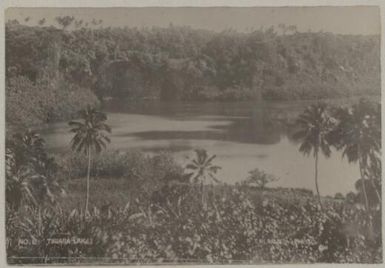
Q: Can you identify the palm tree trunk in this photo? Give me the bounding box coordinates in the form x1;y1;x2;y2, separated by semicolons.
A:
201;181;204;209
359;158;374;239
365;155;381;203
358;158;370;211
368;177;381;205
85;148;91;213
315;151;323;211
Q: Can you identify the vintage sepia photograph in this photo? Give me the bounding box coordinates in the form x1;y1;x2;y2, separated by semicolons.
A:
3;2;383;265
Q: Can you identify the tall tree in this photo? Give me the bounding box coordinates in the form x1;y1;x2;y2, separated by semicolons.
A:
68;106;111;213
292;103;333;211
331;99;381;211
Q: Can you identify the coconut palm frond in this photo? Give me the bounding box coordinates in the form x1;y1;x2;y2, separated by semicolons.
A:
185;149;221;185
68;106;111;213
68;106;111;156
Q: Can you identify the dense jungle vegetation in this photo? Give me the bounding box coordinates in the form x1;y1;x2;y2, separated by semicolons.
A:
6;99;382;264
5;16;382;264
5;18;380;127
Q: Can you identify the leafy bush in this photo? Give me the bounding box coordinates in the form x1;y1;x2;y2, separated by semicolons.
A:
6;186;382;264
6;130;63;210
242;168;279;189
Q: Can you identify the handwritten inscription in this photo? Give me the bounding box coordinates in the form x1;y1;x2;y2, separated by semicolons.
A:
17;237;93;247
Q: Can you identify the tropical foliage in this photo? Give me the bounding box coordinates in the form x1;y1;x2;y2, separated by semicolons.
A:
185;149;221;206
6;99;382;264
292;103;334;210
6;130;63;210
6;76;98;127
4;15;382;262
6;183;382;264
69;106;111;212
185;149;221;184
242;168;278;189
327;99;381;238
331;99;381;207
5;21;380;127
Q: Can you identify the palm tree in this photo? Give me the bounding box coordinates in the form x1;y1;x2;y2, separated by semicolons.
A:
331;99;381;211
185;149;221;206
69;106;111;212
354;179;380;209
292;103;333;211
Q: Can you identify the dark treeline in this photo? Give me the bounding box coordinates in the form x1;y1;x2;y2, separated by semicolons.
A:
5;20;380;126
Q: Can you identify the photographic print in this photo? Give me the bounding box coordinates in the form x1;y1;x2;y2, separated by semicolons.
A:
4;2;383;265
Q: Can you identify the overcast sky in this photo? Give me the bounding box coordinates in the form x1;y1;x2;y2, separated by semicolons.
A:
5;6;381;35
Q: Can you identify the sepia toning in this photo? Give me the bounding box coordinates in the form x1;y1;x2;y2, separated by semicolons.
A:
4;6;382;264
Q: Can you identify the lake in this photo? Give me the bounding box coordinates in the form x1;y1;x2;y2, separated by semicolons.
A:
42;99;362;196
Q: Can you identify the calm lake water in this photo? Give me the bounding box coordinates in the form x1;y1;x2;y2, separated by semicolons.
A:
42;99;362;195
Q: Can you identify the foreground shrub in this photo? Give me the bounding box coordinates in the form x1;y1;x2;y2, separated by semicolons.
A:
6;130;64;210
7;185;382;264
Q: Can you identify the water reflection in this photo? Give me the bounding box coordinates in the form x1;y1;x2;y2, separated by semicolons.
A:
109;100;284;145
41;99;360;195
122;117;281;145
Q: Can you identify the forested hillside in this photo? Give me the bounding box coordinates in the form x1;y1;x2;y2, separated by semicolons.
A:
6;21;380;125
5;17;383;264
